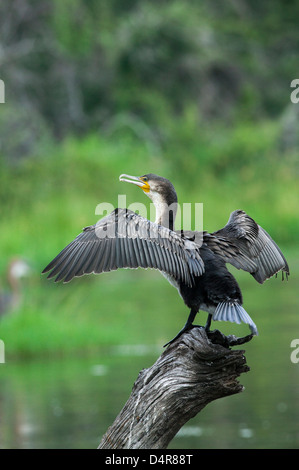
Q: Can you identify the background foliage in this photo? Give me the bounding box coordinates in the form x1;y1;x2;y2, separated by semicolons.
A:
0;0;299;451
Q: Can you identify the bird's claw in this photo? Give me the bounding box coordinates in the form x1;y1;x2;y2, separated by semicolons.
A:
164;326;254;349
207;329;254;348
163;324;198;347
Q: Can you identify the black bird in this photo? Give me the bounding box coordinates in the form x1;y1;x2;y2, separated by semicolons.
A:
42;174;289;345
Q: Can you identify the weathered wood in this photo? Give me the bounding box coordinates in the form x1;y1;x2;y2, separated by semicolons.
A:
98;327;250;449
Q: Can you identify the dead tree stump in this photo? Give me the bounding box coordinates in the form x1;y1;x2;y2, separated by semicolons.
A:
98;327;250;449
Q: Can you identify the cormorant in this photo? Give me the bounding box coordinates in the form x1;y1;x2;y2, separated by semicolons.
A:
42;174;289;345
0;258;31;316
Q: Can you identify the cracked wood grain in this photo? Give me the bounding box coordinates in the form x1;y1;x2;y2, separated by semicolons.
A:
98;327;250;449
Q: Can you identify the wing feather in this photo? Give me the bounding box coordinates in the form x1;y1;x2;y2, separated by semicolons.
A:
42;208;204;286
205;210;289;283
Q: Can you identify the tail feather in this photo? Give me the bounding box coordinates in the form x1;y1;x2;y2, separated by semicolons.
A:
213;301;258;336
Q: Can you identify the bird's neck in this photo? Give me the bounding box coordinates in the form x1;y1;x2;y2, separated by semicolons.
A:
152;194;177;231
7;272;20;295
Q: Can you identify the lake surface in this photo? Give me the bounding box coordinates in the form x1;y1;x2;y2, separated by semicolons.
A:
0;335;298;449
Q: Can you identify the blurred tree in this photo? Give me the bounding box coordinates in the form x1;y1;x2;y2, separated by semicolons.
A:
0;0;299;160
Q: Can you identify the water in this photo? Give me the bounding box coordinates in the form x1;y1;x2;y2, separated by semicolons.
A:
0;347;164;449
0;335;298;449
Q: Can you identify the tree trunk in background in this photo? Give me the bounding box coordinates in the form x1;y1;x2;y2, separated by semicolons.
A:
98;327;250;449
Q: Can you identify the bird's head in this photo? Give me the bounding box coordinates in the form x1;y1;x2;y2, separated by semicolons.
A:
8;258;31;280
119;173;178;228
119;173;177;206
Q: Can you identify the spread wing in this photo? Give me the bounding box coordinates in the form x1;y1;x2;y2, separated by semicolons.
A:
204;210;289;284
42;208;204;287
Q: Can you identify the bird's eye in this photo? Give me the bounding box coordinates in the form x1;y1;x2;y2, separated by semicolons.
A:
141;176;148;182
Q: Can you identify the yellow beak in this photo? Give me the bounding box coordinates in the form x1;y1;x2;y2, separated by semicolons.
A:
119;174;150;192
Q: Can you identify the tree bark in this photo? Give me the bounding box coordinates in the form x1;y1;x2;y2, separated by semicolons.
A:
98;327;250;449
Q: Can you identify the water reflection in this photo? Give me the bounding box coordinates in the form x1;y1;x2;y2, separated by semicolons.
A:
0;337;298;449
0;350;160;449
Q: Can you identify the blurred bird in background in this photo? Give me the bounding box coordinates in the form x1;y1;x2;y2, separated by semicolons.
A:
0;258;31;317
